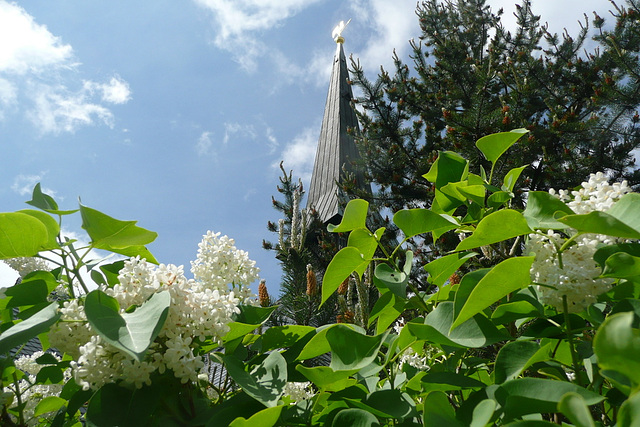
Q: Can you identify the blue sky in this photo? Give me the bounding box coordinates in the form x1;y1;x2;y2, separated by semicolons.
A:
0;0;613;294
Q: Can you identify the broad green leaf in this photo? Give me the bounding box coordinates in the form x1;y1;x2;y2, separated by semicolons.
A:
104;245;159;264
5;271;59;308
455;210;532;251
80;204;158;259
424;252;476;287
558;392;596;427
420;372;485;392
296;365;358;389
607;193;640;233
423;151;469;186
224;351;287;408
523;191;574;230
347;228;381;263
332;408;380;427
374;263;408;298
321;247;370;305
593;312;640;387
0;302;60;354
365;390;416;421
26;183;58;211
602;252;640;278
99;260;126;287
84;290;170;362
453;269;490;325
393;208;458;239
33;396;66;417
491;300;542;324
503;165;528;192
470;399;496;427
327;199;369;232
441;182;485;206
229;405;283;427
234;305;278;324
617;390;640;427
0;212;53;259
327;325;386;371
18;210;60;251
494;341;551;384
296;324;364;361
594;243;640;271
369;289;405;334
487;191;512;208
409;302;507;348
422;391;464;427
262;325;316;351
451;257;534;330
223;322;261;343
498;378;603;420
476;129;528;164
558;211;640;240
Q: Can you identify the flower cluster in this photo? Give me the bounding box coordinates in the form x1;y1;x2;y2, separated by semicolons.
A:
2;352;71;426
528;172;631;312
282;381;315;403
50;231;260;391
4;257;50;279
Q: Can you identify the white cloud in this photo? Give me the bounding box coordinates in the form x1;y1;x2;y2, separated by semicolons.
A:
196;131;214;157
223;122;256;144
274;124;319;185
265;126;278;154
193;0;324;72
0;1;73;74
0;1;131;134
11;172;56;197
85;76;132;104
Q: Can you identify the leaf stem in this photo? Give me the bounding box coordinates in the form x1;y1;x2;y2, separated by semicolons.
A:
562;295;583;387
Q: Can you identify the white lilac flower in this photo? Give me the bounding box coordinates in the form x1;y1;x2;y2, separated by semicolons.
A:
399;349;431;371
65;231;258;390
4;257;50;279
529;172;631;312
282;381;315;403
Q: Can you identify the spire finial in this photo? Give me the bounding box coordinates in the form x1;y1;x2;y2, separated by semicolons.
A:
332;19;351;44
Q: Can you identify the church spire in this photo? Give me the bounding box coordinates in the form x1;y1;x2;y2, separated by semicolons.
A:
306;22;370;225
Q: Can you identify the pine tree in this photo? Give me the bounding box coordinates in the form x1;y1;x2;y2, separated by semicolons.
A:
348;0;640;213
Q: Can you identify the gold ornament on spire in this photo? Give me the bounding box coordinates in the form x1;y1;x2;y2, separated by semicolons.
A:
332;19;351;44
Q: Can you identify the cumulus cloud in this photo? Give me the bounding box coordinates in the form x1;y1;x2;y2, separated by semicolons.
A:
223;122;256;145
193;0;323;72
11;172;56;197
274;125;319;185
0;1;131;134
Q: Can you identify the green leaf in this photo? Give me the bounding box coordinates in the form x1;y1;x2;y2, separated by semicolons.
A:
0;302;60;354
234;305;278;324
327;325;386;371
332;408;380;427
80;204;158;261
602;252;640;278
365;390;416;421
296;365;358;389
476;129;528;164
373;263;408;298
424;252;476;287
5;271;59;308
327;199;369;232
0;212;53;259
558;211;640;240
229;405;283;427
347;228;381;264
470;399;496;427
423;151;469;186
84;290;170;362
26;183;58;211
409;302;507;348
224;351;287;408
420;372;486;392
18;209;60;251
369;289;405;334
593;311;640;387
422;391;464;427
451;257;534;330
487;191;512;209
523;191;575;230
494;341;551;384
321;247;370;305
98;260;126;287
503;165;528;192
491;300;542;324
498;378;604;420
607;193;640;233
455;210;532;251
617;390;640;427
393;208;458;239
262;325;316;351
33;396;66;417
558;392;596;427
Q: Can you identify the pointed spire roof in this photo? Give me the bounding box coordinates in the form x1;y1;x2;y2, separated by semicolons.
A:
306;38;370;225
